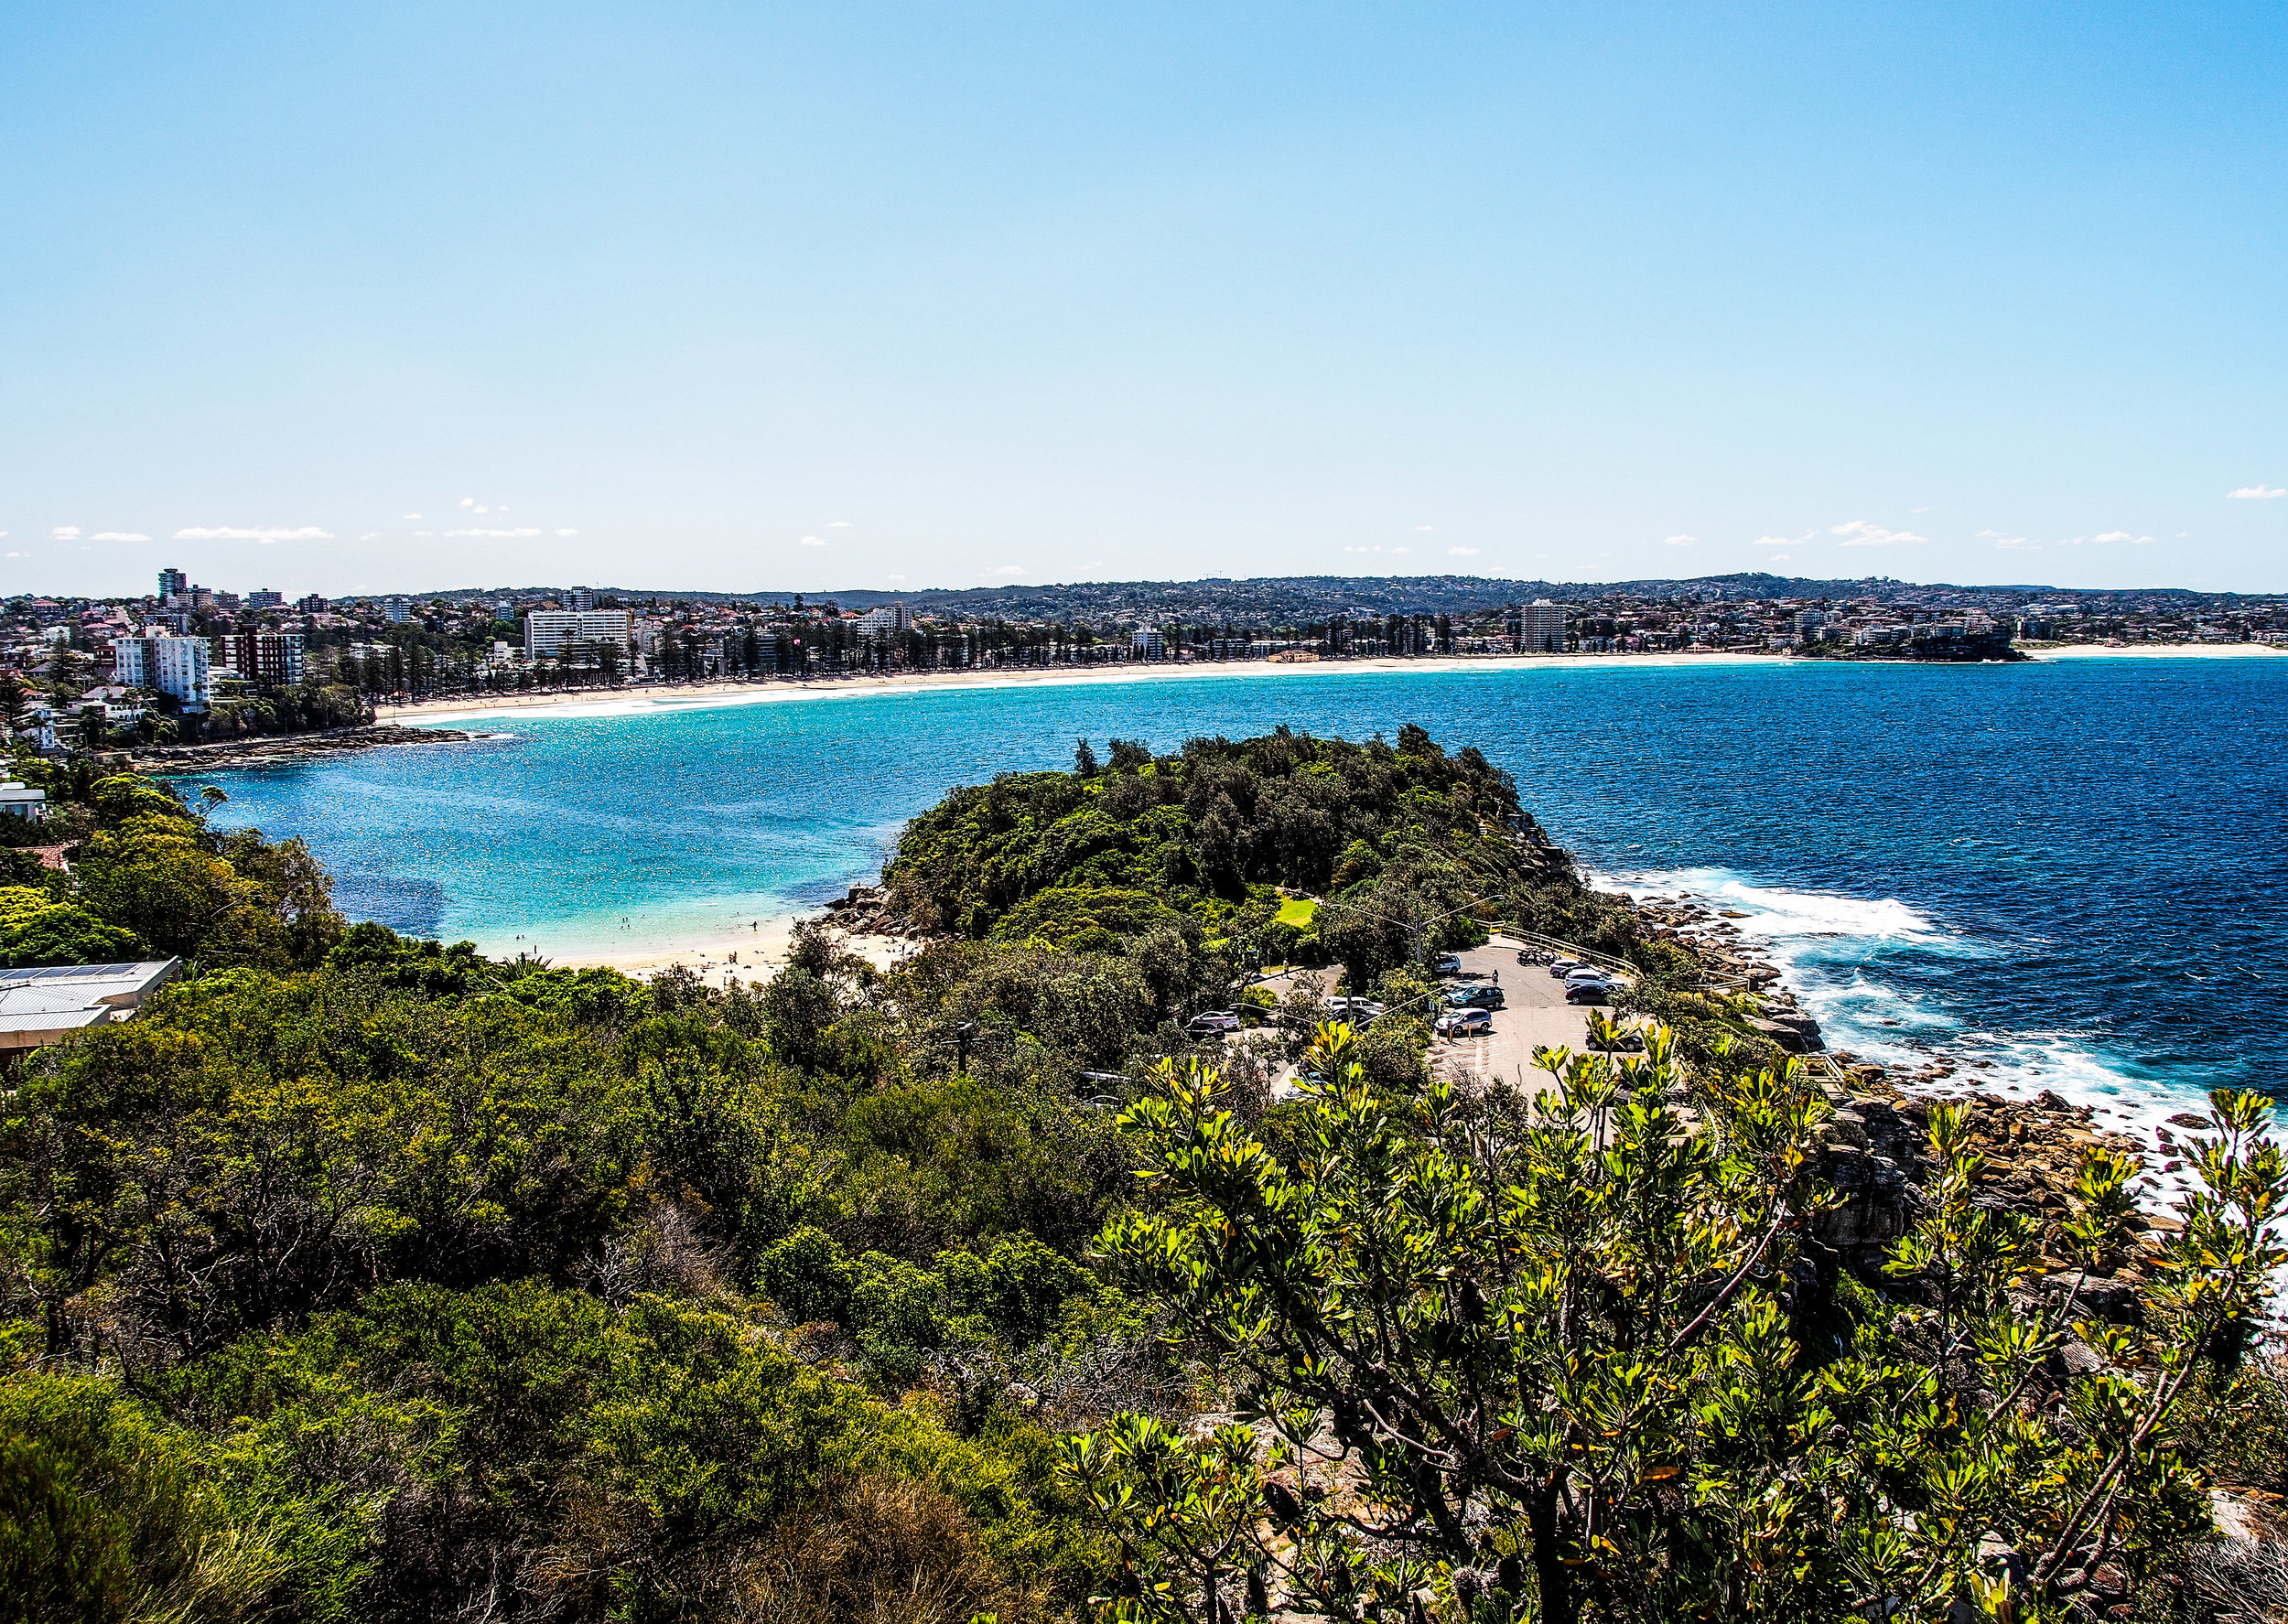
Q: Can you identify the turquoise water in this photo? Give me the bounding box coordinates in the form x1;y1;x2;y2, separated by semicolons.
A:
189;655;2288;1159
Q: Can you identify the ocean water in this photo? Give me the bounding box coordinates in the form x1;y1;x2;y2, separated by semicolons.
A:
188;654;2288;1156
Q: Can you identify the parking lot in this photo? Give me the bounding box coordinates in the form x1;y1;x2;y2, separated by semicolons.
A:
1243;933;1615;1097
1426;936;1608;1092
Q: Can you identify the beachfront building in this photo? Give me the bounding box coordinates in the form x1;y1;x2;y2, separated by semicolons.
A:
1517;599;1567;653
856;603;909;639
212;631;306;688
0;780;47;821
1130;628;1165;659
524;608;635;660
112;634;211;711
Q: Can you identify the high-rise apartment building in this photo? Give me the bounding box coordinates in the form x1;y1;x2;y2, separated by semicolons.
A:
157;566;188;601
1517;599;1568;653
214;631;306;687
113;635;211;711
246;588;284;610
524;608;634;659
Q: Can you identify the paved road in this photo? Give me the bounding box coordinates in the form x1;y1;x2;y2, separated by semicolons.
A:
1428;936;1598;1092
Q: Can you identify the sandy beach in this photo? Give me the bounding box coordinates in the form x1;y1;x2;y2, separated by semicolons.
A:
377;650;1769;727
377;640;2283;730
549;913;919;988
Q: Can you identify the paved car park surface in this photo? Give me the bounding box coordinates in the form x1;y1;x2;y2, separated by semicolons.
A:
1240;932;1620;1099
1427;936;1602;1092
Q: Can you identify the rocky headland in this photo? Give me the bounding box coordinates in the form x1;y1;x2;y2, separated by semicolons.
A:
135;724;480;774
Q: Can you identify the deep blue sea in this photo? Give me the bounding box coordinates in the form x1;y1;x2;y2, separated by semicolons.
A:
187;653;2288;1158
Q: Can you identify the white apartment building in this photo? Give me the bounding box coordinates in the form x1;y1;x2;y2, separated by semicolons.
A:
855;602;910;638
113;635;211;711
1517;600;1567;653
1130;628;1165;659
524;608;635;659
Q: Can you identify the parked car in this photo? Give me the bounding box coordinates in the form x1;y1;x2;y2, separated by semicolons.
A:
1434;1006;1493;1038
1565;978;1616;1005
1445;983;1506;1010
1430;953;1462;976
1565;965;1610;984
1549;959;1583;978
1326;997;1386;1023
1185;1009;1241;1036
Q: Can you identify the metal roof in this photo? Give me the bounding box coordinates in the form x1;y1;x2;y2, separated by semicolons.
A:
0;960;180;1040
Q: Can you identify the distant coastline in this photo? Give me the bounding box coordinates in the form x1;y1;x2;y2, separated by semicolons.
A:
376;639;2281;730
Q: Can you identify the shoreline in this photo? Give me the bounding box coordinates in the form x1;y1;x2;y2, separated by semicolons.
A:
538;909;919;988
373;640;2284;729
377;651;1765;726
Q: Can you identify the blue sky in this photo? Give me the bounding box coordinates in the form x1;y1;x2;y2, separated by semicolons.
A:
3;2;2283;597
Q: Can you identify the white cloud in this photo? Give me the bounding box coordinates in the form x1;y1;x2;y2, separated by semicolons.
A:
1909;506;1930;513
798;535;826;547
982;565;1025;576
445;527;542;538
414;531;433;537
826;520;851;529
1831;521;1927;547
1993;536;2040;551
1448;545;1480;556
1769;554;1790;564
555;528;577;537
460;498;476;508
51;525;81;541
1414;524;1434;532
174;525;332;543
2093;530;2153;545
1751;534;1796;546
1664;533;1696;547
1344;545;1376;554
403;512;422;520
1390;546;1408;555
886;573;906;581
360;532;383;541
4;551;25;560
2228;485;2284;500
90;531;148;542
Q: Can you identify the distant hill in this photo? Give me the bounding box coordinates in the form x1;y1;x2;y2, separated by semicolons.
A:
414;571;2255;619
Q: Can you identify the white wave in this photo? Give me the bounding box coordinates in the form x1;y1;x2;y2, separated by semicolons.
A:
1596;864;2216;1209
1596;866;1979;952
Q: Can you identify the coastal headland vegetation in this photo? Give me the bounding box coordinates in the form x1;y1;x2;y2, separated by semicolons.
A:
2;728;2285;1621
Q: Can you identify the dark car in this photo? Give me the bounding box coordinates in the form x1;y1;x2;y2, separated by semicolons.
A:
1445;983;1506;1011
1565;978;1615;1005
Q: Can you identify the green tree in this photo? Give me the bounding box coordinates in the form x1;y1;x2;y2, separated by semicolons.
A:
1067;1026;2287;1622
